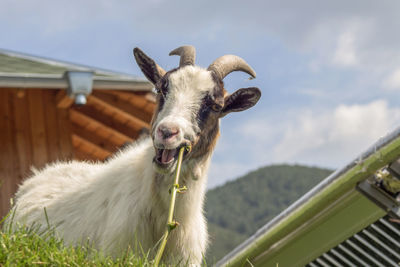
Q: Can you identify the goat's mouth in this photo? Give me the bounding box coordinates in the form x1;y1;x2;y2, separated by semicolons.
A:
153;144;190;171
155;148;179;166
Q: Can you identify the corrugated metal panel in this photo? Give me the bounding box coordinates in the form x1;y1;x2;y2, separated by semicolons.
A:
217;125;400;267
307;215;400;267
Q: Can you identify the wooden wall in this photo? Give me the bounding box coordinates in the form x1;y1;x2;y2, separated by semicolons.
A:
70;90;153;161
0;88;74;218
0;88;154;218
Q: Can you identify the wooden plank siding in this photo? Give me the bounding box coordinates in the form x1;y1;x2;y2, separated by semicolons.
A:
0;88;75;217
13;91;34;181
0;88;154;218
28;90;49;168
57;107;75;160
0;89;19;218
69;109;133;147
94;91;154;123
87;95;150;132
71;134;111;161
43;90;63;161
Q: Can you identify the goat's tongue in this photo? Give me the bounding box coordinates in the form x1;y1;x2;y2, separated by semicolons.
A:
161;149;177;164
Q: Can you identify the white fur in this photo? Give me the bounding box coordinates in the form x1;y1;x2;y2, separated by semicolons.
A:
9;138;211;264
153;66;215;146
7;66;218;266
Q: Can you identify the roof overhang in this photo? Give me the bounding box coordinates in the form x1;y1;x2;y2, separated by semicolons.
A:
0;72;153;91
0;48;142;78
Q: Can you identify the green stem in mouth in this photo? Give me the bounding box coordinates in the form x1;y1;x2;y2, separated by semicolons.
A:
154;145;190;266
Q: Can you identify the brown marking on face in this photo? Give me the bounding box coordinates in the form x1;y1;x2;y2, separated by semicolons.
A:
149;93;163;137
188;75;226;160
149;69;179;138
189;117;221;160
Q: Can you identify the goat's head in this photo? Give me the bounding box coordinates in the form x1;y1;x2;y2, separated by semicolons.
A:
134;46;261;174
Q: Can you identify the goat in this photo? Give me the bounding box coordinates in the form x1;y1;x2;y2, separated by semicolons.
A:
6;46;261;265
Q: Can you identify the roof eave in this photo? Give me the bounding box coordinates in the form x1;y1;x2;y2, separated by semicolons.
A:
0;48;138;78
0;73;153;91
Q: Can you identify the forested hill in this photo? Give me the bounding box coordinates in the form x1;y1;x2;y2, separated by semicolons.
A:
204;164;333;263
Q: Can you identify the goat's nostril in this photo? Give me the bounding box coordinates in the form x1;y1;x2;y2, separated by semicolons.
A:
158;126;179;139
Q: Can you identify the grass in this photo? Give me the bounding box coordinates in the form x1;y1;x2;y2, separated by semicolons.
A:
0;216;161;267
0;205;207;267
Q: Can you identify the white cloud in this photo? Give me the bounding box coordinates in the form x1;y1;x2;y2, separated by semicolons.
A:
333;31;358;66
383;69;400;90
273;100;400;167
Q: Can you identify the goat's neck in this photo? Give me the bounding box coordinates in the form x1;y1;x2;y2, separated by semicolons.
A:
153;152;212;216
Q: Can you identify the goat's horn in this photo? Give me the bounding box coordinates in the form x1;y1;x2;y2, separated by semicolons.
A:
169;45;196;67
208;55;256;80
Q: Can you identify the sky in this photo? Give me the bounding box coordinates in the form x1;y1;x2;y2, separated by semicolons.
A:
2;0;400;188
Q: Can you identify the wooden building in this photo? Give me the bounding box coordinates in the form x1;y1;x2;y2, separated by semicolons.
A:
0;49;155;218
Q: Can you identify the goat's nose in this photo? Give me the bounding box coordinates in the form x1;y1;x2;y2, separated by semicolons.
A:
157;125;180;140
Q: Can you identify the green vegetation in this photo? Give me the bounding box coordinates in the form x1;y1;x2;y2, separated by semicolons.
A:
205;164;332;263
0;223;158;266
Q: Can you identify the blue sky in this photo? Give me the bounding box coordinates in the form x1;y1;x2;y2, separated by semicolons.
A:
3;0;400;188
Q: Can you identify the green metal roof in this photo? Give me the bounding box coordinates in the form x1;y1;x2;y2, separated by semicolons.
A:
217;127;400;267
0;48;153;91
0;48;144;78
0;53;71;75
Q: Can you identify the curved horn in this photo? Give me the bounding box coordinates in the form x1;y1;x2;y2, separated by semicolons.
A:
169;45;196;67
208;55;256;80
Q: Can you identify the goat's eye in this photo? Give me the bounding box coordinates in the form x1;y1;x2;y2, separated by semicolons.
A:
211;103;223;112
204;95;223;112
161;79;169;94
155;79;169;97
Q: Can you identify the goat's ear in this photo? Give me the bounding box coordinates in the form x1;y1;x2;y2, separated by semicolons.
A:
133;47;166;85
220;87;261;117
